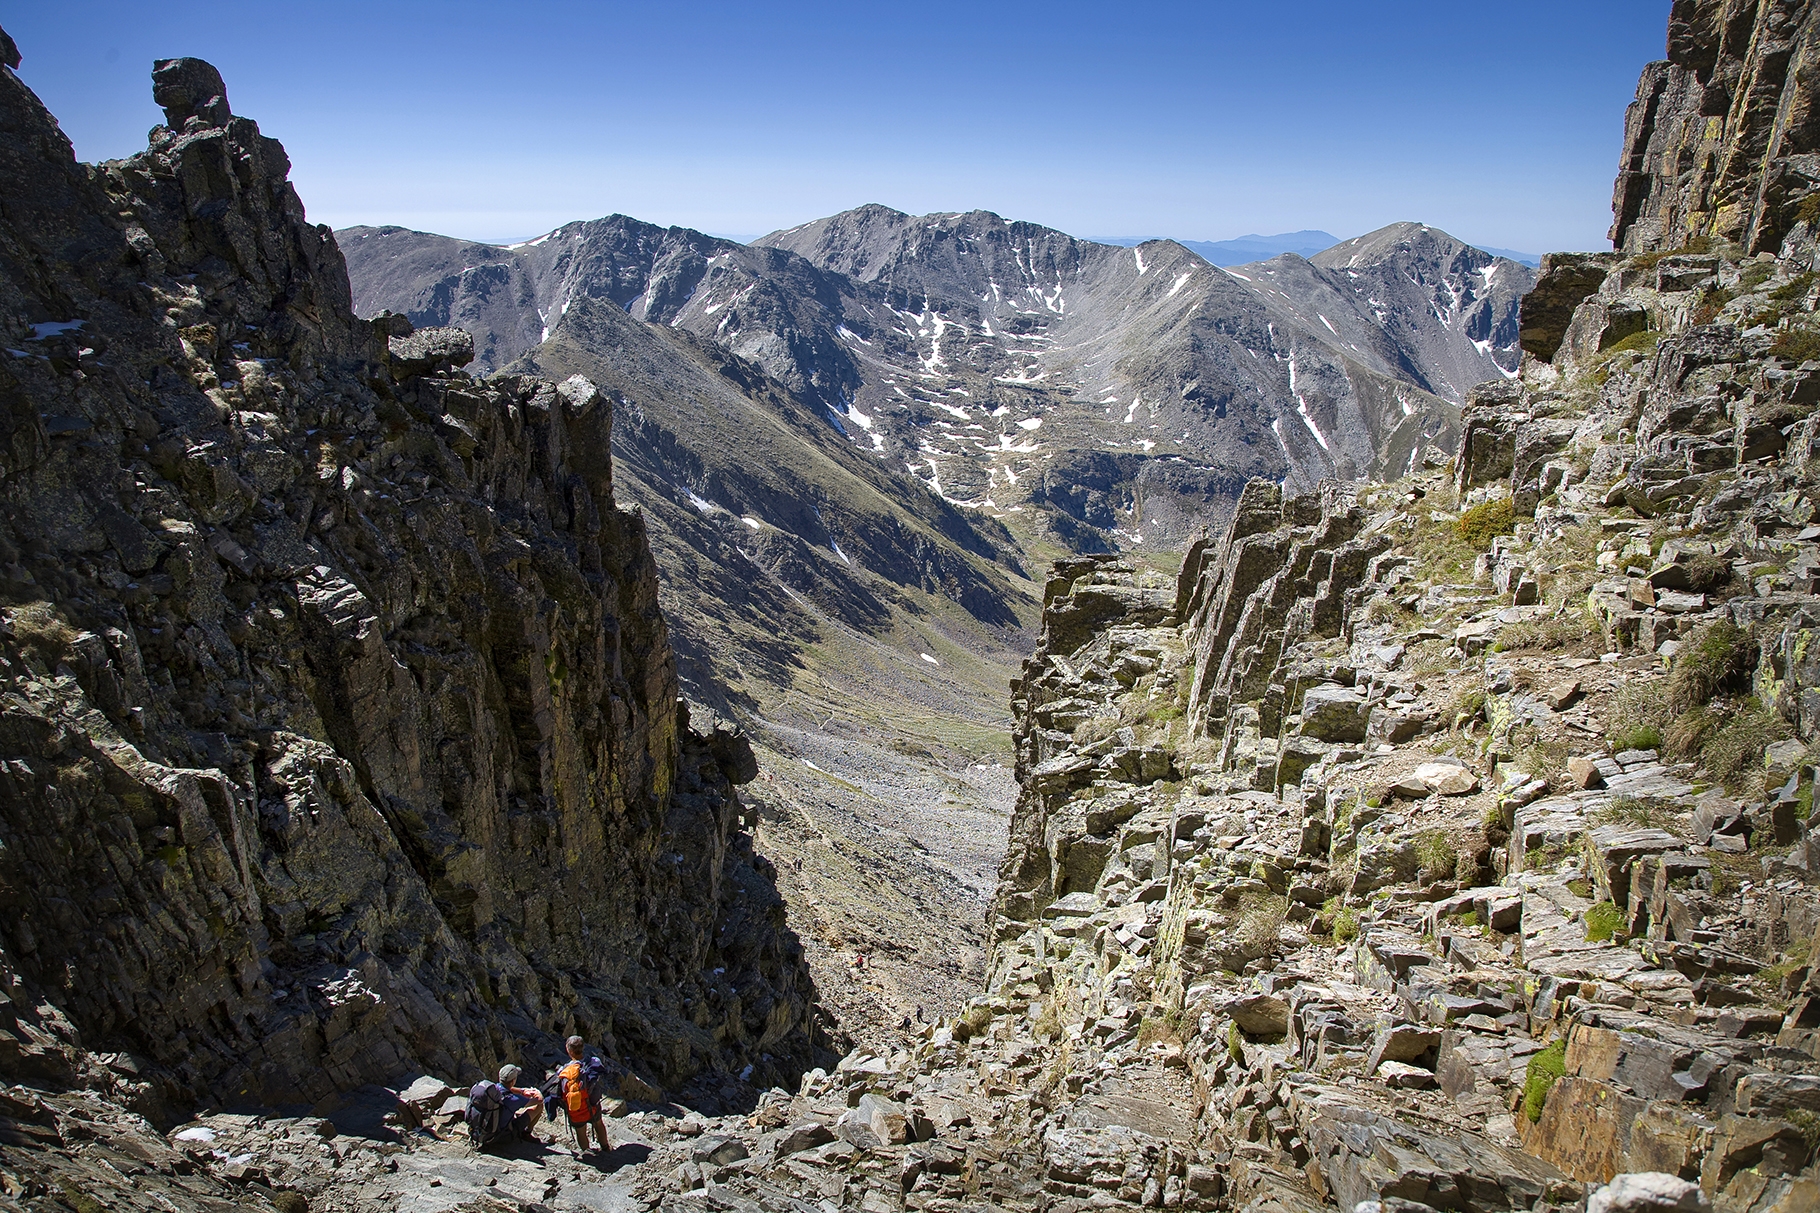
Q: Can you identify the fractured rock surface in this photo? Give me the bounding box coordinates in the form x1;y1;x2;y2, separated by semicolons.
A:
8;3;1820;1213
0;35;826;1207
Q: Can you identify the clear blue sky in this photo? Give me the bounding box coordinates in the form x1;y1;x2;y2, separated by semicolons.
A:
9;1;1670;254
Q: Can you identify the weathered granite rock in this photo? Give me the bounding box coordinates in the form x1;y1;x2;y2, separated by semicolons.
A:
1365;1023;1441;1075
1408;762;1480;796
1292;1086;1572;1212
386;324;475;375
773;1120;837;1157
1300;685;1371;742
1586;1171;1710;1213
1734;1072;1820;1116
857;1092;909;1145
1228;994;1291;1037
1520;254;1618;362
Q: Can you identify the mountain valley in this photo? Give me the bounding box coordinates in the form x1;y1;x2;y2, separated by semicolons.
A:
1;2;1819;1212
339;195;1538;1059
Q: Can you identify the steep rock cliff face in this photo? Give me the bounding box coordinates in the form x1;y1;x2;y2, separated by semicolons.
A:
1612;0;1820;254
0;46;819;1128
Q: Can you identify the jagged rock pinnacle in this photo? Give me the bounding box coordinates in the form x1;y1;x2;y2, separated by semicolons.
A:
152;55;230;127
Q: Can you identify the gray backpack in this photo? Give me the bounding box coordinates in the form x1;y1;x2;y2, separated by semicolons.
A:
466;1080;507;1146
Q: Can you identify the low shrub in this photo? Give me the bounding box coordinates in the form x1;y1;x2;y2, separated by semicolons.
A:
1711;849;1756;897
1073;715;1120;746
1495;615;1596;652
1667;620;1754;714
1690;288;1732;326
1237;893;1287;954
1511;733;1570;789
1682;552;1731;591
1769;271;1816;303
7;600;80;668
1457;498;1515;551
1527;842;1567;872
1584;901;1625;942
1759;938;1812;990
1664;706;1718;763
1522;1038;1567;1122
1608;678;1669;753
1788;1109;1820;1155
1771;327;1820;364
1365;594;1413;626
1482;803;1511;848
1602;329;1660;358
1610;722;1664;753
1415;829;1459;882
1032;1001;1061;1040
1411;518;1480;582
953;1004;993;1041
1449;689;1488;731
1593;797;1671;828
1699;700;1794;792
1136;1012;1180;1048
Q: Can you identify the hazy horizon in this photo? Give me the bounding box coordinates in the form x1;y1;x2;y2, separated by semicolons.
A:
10;1;1668;256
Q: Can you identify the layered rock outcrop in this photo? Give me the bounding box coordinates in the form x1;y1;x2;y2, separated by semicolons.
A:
0;38;819;1152
17;1;1820;1210
1612;0;1820;255
630;5;1820;1205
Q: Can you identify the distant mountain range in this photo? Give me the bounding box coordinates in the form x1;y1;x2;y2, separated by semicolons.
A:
1472;245;1543;267
1095;230;1341;265
1096;229;1542;268
339;206;1533;714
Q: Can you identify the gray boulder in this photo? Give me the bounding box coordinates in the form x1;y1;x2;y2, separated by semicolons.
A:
1365;1023;1441;1074
1227;993;1289;1036
691;1135;749;1167
389;326;476;376
152;57;230;127
1586;1172;1710;1213
773;1122;835;1157
1300;685;1370;742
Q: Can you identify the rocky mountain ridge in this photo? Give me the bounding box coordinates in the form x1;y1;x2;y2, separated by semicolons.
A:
0;36;827;1207
343;206;1530;554
336;182;1524;1073
595;49;1820;1203
333;215;1535;1034
1611;0;1820;257
9;3;1820;1213
128;170;1820;1206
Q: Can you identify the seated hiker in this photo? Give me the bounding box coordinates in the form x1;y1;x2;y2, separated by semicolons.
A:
546;1035;610;1154
467;1063;543;1147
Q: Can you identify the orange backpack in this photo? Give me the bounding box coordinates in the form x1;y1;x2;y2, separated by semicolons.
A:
559;1061;591;1122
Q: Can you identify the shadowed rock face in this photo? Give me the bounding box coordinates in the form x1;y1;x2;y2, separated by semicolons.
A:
0;46;823;1124
1612;0;1820;255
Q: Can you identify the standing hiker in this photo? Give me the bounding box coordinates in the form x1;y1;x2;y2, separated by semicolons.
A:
545;1035;610;1154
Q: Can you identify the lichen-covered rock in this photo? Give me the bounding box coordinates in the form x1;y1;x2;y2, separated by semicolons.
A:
1611;0;1820;255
